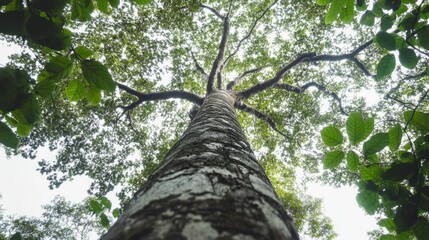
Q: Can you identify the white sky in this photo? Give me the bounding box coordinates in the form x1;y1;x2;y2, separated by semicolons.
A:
0;41;379;239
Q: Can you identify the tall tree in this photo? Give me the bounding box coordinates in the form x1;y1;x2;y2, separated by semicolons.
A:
1;0;429;239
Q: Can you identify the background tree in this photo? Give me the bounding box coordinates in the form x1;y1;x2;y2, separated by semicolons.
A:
0;0;428;239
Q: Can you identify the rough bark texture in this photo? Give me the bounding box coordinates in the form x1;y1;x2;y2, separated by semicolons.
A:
102;90;299;240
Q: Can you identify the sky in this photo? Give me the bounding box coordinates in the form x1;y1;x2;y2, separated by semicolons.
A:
0;41;379;239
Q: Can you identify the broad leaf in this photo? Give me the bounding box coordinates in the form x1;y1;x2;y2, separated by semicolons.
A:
112;208;120;218
100;196;112;210
45;56;72;80
97;0;109;13
418;26;429;50
389;124;402;151
26;15;68;50
108;0;119;8
360;165;384;183
376;31;396;50
356;187;379;214
380;15;393;31
132;0;150;5
362;117;374;141
412;217;429;240
363;133;389;155
74;46;93;59
66;79;87;101
376;54;396;80
0;11;28;36
321;126;343;146
34;79;55;98
383;162;417;182
360;10;375;26
16;122;33;137
339;0;354;24
316;0;332;5
0;121;19;149
378;218;396;233
404;111;429;133
81;60;116;92
324;0;343;24
89;199;103;213
394;203;418;233
100;213;110;228
346;112;365;145
399;48;418;69
12;95;41;124
323;150;345;169
87;84;102;106
346;150;359;173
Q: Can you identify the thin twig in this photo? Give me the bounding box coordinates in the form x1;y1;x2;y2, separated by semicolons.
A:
235;102;289;139
190;50;208;79
226;67;262;90
200;4;225;20
404;88;429;131
274;82;348;115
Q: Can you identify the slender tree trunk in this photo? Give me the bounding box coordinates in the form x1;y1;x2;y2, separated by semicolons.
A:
102;90;299;240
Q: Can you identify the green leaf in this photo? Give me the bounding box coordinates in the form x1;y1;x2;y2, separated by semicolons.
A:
112;208;120;218
66;79;87;101
412;217;429;240
12;95;41;124
394;203;418;233
360;10;375;26
356;188;379;214
376;54;396;80
0;67;30;113
0;11;28;36
362;117;374;141
378;218;396;232
0;121;19;149
363;133;390;155
398;48;418;69
10;232;23;240
81;60;116;92
418;26;429;50
34;79;55;98
26;15;68;50
71;0;94;21
33;0;68;14
376;31;397;50
339;0;354;24
360;165;384;183
382;162;417;182
324;0;343;24
404;111;429;134
45;56;73;79
346;112;365;145
100;196;112;210
16;123;33;137
97;0;109;13
380;15;393;31
108;0;119;7
89;199;103;213
380;234;396;240
347;150;359;173
389;124;402;151
399;14;415;31
316;0;332;5
86;84;102;106
100;213;110;228
74;46;93;59
323;150;345;169
132;0;150;5
320;126;343;146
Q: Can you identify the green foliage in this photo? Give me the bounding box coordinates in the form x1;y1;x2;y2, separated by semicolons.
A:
398;48;418;69
376;54;396;80
81;60;116;92
376;31;397;51
320;126;343;146
363;133;389;156
323;150;345;169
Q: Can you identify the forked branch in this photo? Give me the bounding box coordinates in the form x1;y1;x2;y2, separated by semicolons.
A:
200;4;225;20
227;67;261;90
116;82;204;111
223;0;278;67
235;102;289;138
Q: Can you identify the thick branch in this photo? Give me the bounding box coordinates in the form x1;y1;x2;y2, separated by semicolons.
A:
223;0;278;67
304;39;374;77
238;53;316;99
200;4;225;20
116;82;204;110
207;16;230;94
274;82;348;116
235;102;288;138
226;67;261;90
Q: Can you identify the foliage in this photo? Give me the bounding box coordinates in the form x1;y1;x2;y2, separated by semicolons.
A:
0;0;428;239
0;195;105;240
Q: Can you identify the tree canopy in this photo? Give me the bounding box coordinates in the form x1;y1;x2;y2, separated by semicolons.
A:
1;0;429;239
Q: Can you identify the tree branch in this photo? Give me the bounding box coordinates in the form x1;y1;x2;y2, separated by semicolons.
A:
116;82;204;110
226;67;261;90
404;88;429;131
238;53;316;99
235;102;289;138
200;4;225;20
274;82;348;115
190;50;208;80
304;39;374;77
223;0;278;67
207;15;230;94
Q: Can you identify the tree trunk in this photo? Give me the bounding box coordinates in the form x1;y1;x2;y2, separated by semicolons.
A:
102;90;299;240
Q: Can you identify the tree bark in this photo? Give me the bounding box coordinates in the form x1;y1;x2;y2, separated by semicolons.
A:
102;90;299;240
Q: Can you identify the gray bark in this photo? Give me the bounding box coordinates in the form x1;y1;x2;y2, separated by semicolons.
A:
102;90;299;240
